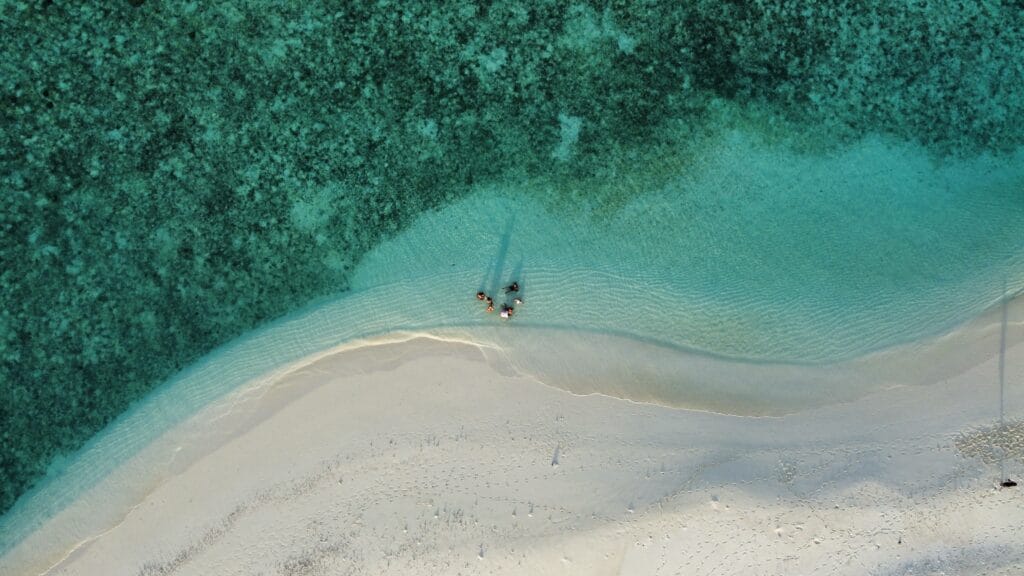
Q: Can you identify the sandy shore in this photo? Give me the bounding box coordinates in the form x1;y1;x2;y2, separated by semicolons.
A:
2;298;1023;575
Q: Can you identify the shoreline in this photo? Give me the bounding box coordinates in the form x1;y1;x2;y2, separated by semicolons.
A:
448;288;1024;416
1;293;1022;574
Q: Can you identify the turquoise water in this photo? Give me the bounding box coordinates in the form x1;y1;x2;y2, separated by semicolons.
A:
2;0;1024;544
353;130;1024;362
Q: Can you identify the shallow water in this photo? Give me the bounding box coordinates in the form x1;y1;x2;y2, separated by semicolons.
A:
356;130;1024;362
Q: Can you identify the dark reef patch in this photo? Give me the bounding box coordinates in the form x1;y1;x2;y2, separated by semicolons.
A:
1;1;1022;518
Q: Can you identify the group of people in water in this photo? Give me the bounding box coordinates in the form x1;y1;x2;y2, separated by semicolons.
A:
476;281;523;320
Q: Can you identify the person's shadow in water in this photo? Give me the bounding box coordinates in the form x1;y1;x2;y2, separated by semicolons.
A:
478;216;525;307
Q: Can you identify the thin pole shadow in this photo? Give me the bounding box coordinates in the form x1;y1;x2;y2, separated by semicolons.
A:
999;278;1008;483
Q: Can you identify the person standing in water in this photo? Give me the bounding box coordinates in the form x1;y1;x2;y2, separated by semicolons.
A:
477;283;521;317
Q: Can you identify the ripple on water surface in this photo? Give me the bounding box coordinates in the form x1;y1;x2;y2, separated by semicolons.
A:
355;131;1024;362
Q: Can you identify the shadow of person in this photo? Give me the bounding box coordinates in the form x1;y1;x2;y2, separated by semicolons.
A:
478;215;516;296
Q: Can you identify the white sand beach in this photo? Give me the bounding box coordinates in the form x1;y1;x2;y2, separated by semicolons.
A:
2;296;1023;576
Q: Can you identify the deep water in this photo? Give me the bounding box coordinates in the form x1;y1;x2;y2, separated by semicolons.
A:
1;1;1023;521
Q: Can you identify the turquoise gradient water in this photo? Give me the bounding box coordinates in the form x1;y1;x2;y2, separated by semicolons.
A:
354;130;1024;362
4;0;1024;559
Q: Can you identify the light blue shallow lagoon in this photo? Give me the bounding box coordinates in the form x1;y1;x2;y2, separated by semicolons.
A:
351;129;1024;364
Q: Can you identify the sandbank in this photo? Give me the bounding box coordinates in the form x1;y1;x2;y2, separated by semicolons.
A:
2;297;1023;575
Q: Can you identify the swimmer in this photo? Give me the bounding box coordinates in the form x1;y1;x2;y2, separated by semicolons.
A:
486;303;495;313
504;281;519;293
506;306;515;317
513;297;523;305
476;291;486;300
